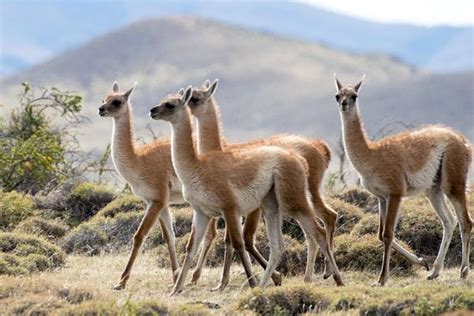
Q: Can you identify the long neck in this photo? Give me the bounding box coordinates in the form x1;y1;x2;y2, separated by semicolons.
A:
196;97;225;154
111;106;137;166
340;107;372;170
170;108;199;181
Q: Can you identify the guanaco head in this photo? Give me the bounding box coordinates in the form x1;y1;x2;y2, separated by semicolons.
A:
98;81;137;118
188;79;218;116
334;75;364;113
149;86;193;123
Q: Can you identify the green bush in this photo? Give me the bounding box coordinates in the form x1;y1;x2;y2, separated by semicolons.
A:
0;190;36;230
239;285;330;315
154;227;308;275
396;198;473;266
172;206;194;237
351;214;378;237
0;83;84;193
0;232;65;275
326;197;365;235
64;182;116;226
61;212;144;255
15;216;68;240
332;234;413;274
332;187;379;213
95;195;144;218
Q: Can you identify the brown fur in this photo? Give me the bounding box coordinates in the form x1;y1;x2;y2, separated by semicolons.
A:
335;76;472;285
188;81;338;287
99;82;217;290
150;87;344;295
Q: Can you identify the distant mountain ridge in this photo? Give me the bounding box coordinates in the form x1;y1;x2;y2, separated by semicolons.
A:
1;1;472;77
0;17;472;165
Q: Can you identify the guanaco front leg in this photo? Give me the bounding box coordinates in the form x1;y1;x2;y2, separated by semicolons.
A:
377;197;429;270
170;209;211;296
190;218;218;285
375;194;401;286
223;210;258;288
114;201;169;290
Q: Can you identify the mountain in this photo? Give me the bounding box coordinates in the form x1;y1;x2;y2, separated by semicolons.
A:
1;17;472;162
1;1;472;77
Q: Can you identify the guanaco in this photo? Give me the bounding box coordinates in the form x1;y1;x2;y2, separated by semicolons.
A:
334;75;472;286
99;82;210;290
188;79;338;290
149;86;343;295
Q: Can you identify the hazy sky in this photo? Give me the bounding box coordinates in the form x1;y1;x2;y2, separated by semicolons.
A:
302;0;474;26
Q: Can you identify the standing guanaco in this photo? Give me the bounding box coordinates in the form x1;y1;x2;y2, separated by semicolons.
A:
188;79;338;290
334;75;472;286
149;86;343;295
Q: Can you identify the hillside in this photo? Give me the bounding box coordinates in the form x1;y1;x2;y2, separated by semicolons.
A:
0;17;472;160
1;1;472;76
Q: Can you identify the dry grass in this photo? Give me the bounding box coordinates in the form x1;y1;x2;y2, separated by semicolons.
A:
0;252;472;315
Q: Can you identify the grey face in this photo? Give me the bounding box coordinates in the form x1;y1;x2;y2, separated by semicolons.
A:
335;87;358;112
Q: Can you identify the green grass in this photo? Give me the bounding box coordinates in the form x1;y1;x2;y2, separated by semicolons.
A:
0;190;36;230
0;232;65;275
0;253;471;315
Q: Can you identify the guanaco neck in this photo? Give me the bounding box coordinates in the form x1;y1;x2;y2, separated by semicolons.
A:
340;106;373;171
195;97;225;154
111;105;137;167
170;108;199;182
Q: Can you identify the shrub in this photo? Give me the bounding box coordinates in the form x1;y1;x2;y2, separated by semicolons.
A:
396;198;473;266
61;212;145;255
15;216;68;240
95;195;144;218
332;187;379;213
326;197;365;235
154;227;308;275
282;197;365;240
173;206;194;237
0;190;36;230
351;214;378;237
0;232;65;275
0;83;85;193
64;182;116;226
332;234;413;274
239;285;330;315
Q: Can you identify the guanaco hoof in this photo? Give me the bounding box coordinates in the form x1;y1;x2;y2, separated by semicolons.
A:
419;258;430;271
272;272;282;286
427;271;440;280
113;283;126;290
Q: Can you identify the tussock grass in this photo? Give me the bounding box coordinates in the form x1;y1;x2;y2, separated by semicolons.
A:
331;187;379;213
15;216;68;240
64;182;116;226
0;190;36;230
95;195;145;218
0;253;471;315
0;232;65;275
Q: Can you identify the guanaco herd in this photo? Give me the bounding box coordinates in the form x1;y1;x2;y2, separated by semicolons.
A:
98;75;472;295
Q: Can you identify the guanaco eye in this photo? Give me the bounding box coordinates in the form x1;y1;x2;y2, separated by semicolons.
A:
165;103;175;110
112;100;122;107
190;97;199;103
335;95;340;102
351;95;358;101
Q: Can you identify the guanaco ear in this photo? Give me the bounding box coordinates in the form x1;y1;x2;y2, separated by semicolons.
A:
112;81;119;93
353;75;365;92
177;88;185;96
334;74;343;91
203;79;211;88
206;79;218;97
124;82;137;100
181;86;193;105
